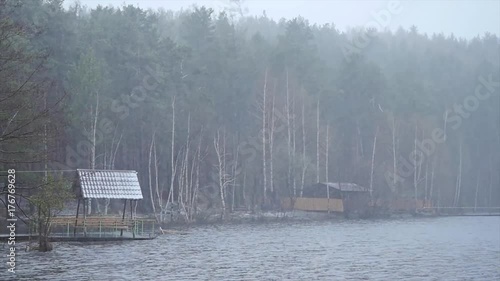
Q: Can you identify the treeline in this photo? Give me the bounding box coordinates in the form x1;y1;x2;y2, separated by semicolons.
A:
1;0;499;219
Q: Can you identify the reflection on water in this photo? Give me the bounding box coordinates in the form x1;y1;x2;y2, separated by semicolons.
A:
3;216;500;280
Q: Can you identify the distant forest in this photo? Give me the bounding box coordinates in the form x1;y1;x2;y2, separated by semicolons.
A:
1;0;499;218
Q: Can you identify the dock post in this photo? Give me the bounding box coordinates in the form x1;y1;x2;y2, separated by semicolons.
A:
74;198;80;237
130;200;135;238
121;199;127;237
83;198;87;237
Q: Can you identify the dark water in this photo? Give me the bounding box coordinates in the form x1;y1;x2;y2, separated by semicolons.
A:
3;216;500;280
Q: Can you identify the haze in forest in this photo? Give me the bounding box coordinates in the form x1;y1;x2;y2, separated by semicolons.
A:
71;0;500;39
1;0;499;235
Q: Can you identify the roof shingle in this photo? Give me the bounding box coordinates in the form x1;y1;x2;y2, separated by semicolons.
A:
75;169;143;200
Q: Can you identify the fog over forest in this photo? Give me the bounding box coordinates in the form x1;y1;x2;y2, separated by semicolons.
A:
1;0;500;279
2;0;499;215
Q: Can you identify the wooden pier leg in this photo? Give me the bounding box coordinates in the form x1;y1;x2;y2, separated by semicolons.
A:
74;199;80;237
130;200;135;238
120;199;127;237
83;199;87;237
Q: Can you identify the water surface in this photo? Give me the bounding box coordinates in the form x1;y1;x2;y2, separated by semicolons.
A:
4;216;500;280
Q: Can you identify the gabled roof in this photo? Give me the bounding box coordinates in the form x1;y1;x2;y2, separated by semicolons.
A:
321;182;368;192
74;169;143;200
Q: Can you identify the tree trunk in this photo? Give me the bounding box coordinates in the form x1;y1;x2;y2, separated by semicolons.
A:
291;89;296;198
262;69;268;203
270;91;275;195
429;156;436;207
89;91;99;215
391;114;398;193
316;98;320;183
191;130;203;220
286;69;293;197
424;159;429;207
454;139;463;207
154;138;162;221
301;101;306;197
488;159;493;208
168;96;176;207
231;139;239;212
414;124;418;211
474;170;480;212
214;129;232;219
148;131;157;217
325;123;330;213
369;126;379;204
357;119;364;159
242;170;247;208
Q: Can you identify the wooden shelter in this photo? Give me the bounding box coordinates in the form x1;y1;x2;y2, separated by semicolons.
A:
38;169;156;240
282;182;370;214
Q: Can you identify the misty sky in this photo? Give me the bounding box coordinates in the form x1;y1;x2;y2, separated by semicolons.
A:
71;0;499;39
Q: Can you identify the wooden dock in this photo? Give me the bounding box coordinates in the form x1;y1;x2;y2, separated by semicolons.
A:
14;216;159;242
0;232;156;242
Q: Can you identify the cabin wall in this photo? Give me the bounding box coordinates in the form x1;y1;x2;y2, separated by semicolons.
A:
281;198;344;212
342;192;371;213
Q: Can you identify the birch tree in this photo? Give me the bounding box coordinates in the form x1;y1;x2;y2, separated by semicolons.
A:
214;128;234;219
300;100;307;197
369;126;379;204
316;98;320;183
262;69;268;203
325;123;330;213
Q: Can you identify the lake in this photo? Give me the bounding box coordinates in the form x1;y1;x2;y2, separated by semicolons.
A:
4;216;500;280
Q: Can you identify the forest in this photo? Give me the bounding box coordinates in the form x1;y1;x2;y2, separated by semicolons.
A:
1;0;499;221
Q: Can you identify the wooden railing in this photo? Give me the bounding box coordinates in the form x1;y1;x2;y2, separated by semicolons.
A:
31;216;157;238
50;216;133;230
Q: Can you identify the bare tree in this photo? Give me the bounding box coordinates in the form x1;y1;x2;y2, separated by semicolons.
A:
300;100;307;197
391;114;398;193
424;159;429;206
429;156;436;207
474;170;480;212
356;119;364;160
285;69;293;196
214;128;234;219
88;90;99;215
488;155;493;208
291;87;297;198
148;131;157;219
269;90;276;195
190;129;204;220
325;123;330;213
369;126;379;204
231;138;239;212
413;124;418;210
167;96;176;206
262;69;268;203
316;98;320;183
453;139;463;207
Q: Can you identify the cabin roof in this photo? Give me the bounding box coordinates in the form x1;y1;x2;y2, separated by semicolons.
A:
320;182;369;192
73;169;143;200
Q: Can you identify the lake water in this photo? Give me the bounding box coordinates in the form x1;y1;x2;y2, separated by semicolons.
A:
4;216;500;280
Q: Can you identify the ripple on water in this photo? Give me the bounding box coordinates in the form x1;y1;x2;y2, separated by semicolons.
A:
3;216;500;281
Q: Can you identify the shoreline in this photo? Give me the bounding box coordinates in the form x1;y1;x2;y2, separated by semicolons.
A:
159;209;500;230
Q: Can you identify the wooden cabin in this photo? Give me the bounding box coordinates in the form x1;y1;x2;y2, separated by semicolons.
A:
282;182;370;214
